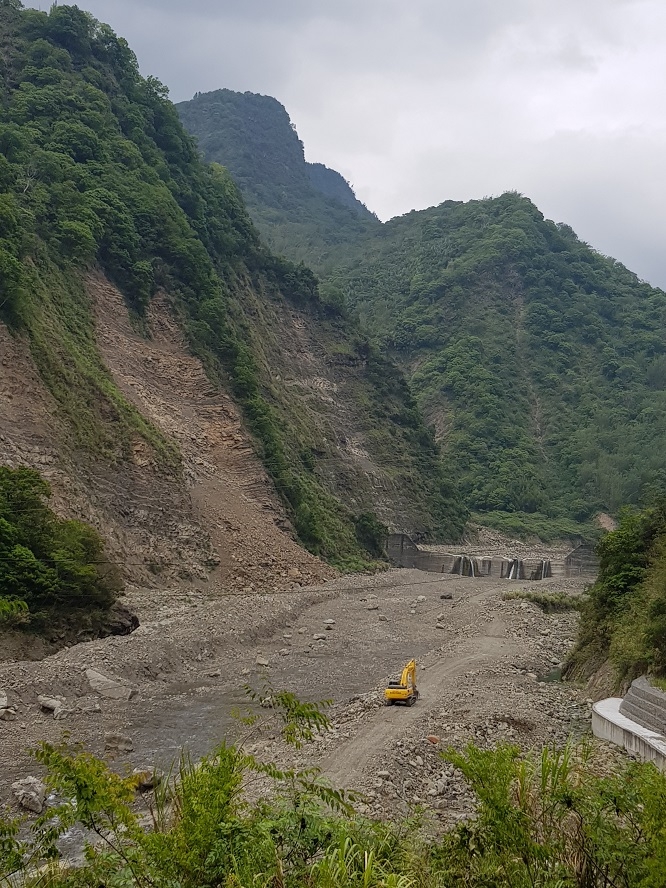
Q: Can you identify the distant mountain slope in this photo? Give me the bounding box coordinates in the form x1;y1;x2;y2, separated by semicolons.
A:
0;1;466;578
332;193;666;536
179;91;666;539
177;89;379;266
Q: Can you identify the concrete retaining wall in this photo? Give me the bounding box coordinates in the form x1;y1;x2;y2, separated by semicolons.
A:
619;676;666;734
564;543;599;578
592;698;666;771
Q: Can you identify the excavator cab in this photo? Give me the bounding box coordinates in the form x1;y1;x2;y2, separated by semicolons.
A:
384;659;419;706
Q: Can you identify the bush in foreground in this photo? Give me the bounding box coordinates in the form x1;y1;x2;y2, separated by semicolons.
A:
2;688;666;887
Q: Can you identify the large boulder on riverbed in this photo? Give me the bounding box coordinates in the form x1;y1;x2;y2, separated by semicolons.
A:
85;669;135;700
12;777;46;813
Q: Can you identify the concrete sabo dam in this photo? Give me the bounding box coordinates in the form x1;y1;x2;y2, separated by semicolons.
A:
387;534;599;580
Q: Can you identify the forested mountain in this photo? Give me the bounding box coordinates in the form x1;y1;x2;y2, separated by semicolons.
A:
181;91;666;539
177;89;379;266
0;1;466;574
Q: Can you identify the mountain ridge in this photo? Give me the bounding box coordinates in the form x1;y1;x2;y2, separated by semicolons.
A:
0;0;466;615
178;88;666;539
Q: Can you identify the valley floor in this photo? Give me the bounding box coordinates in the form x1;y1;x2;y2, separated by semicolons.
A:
0;565;599;827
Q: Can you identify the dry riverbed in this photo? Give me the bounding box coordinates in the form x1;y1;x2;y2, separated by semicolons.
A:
1;568;594;825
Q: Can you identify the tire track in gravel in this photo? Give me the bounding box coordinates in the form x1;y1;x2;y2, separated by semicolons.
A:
322;629;520;789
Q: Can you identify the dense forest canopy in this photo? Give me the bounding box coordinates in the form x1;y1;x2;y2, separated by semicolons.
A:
332;193;666;536
0;2;466;563
179;90;666;539
177;89;379;267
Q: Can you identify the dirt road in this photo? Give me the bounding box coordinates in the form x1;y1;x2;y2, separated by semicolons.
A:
323;632;516;788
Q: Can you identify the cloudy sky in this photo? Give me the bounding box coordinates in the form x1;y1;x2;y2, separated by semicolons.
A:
32;1;666;287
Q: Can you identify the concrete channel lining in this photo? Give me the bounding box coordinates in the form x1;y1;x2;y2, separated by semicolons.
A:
592;698;666;771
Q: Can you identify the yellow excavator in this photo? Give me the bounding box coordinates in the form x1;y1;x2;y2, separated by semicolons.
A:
384;659;419;706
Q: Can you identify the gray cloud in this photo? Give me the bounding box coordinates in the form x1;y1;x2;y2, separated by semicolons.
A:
25;0;666;288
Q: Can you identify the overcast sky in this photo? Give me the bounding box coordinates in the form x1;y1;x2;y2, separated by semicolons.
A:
30;1;666;288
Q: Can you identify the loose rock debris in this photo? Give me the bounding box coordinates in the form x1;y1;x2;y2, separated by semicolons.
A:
0;568;609;832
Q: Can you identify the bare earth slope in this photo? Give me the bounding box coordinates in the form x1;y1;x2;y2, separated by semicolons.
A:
0;271;332;662
89;272;329;591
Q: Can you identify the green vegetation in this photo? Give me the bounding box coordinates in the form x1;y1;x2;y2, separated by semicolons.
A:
566;500;666;685
0;3;466;564
180;93;666;539
502;589;585;613
176;89;379;266
3;692;666;887
0;466;121;624
333;193;666;537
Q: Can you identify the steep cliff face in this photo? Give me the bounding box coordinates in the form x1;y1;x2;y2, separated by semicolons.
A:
0;0;463;622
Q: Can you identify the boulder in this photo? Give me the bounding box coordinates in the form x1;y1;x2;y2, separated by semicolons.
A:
104;733;134;752
0;707;17;721
106;603;140;637
37;695;68;719
256;656;270;667
132;767;163;791
0;691;7;710
86;669;135;701
323;619;336;625
440;593;453;600
313;633;327;641
367;603;379;611
378;614;388;622
416;595;427;603
12;777;46;814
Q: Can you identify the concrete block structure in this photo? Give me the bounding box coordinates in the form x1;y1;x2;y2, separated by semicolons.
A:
386;533;594;581
593;696;666;771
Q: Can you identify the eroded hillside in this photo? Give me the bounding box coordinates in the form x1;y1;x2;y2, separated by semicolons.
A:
0;0;463;643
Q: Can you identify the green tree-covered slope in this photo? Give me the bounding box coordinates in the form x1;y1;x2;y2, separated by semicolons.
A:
333;194;666;536
0;3;465;565
177;89;380;266
0;466;121;626
179;91;666;538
